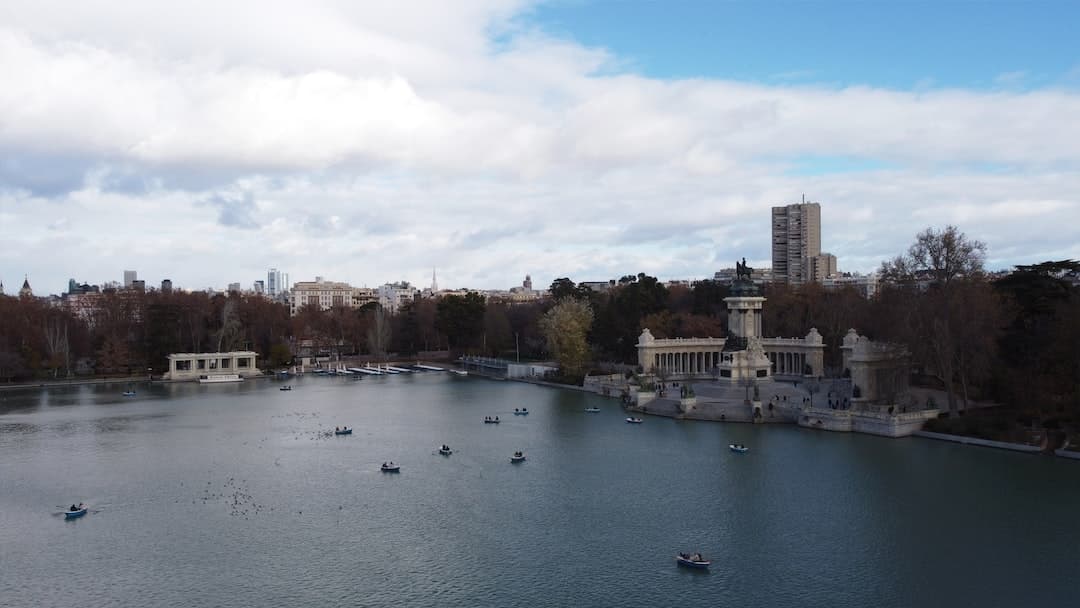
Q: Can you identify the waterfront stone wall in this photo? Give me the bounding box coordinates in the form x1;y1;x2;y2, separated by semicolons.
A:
915;431;1043;453
797;406;939;437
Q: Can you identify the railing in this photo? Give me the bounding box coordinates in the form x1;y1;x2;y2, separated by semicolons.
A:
458;356;511;370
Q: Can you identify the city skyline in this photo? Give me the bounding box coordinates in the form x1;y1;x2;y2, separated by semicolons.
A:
3;1;1079;293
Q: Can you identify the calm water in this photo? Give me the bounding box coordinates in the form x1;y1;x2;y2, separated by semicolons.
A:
1;374;1077;607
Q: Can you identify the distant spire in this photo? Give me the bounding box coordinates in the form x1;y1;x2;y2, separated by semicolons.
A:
431;267;438;292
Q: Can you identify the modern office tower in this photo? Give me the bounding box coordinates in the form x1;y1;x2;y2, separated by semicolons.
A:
253;280;264;295
267;269;279;297
123;270;137;288
228;282;241;293
268;268;290;298
161;279;173;293
771;201;822;285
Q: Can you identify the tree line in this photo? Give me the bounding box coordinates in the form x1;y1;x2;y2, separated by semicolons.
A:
3;226;1078;430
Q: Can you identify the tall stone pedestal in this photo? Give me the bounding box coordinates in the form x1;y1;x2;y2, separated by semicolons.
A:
716;338;772;383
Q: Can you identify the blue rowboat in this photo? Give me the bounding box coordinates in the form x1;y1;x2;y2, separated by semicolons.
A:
65;506;87;519
334;428;352;435
676;553;710;569
729;444;749;453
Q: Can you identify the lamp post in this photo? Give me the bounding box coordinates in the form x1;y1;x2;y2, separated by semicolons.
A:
515;332;520;363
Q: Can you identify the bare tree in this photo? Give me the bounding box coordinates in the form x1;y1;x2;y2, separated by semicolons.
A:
366;306;392;358
878;225;994;414
43;314;70;378
880;225;986;286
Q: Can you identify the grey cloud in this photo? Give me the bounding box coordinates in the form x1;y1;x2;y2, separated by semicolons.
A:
0;150;88;197
201;191;260;229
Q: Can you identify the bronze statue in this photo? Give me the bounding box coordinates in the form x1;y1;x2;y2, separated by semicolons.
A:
736;257;752;280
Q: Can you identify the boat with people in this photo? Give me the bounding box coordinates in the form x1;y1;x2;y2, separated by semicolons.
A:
279;385;292;391
483;416;500;424
122;390;136;397
510;451;526;463
676;552;711;569
513;408;529;415
729;444;749;453
584;407;600;413
334;427;353;435
380;462;400;473
438;445;452;456
65;503;87;519
626;417;644;424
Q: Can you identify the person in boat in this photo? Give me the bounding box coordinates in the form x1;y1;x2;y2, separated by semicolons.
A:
71;504;78;511
495;416;499;421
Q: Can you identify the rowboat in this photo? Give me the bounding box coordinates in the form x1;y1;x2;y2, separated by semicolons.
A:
334;428;353;435
122;391;136;397
676;553;711;569
279;385;292;391
438;445;452;456
626;417;644;424
510;451;526;463
381;463;400;473
729;444;749;453
584;407;600;413
513;408;529;415
65;504;87;519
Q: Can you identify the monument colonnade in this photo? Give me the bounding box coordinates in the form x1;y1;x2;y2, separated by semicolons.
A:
637;331;825;378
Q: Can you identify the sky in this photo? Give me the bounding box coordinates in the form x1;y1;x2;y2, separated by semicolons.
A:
2;0;1079;295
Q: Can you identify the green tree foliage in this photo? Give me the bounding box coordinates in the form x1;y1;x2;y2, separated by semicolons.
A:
483;303;513;356
590;273;669;362
690;280;730;317
539;297;594;377
435;292;486;351
548;277;592;301
994;261;1080;420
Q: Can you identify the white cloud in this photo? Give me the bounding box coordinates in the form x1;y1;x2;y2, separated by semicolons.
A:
1;0;1079;294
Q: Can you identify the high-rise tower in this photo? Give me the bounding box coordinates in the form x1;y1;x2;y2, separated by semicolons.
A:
771;200;821;285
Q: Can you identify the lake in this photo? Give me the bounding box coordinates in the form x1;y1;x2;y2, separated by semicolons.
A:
1;373;1077;607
